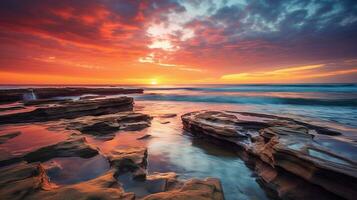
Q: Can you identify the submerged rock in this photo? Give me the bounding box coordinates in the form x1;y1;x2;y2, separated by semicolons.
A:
0;97;134;124
23;136;98;163
142;177;224;200
66;112;152;140
107;147;148;180
0;135;101;168
158;114;177;118
0;162;134;200
137;134;152;140
34;170;135;200
0;131;21;144
0;162;54;199
182;110;357;200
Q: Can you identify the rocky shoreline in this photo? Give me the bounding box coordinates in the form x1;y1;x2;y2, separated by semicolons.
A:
0;88;356;199
0;93;225;200
182;111;357;200
0;87;143;103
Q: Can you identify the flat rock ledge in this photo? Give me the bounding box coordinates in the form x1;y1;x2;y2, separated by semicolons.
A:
142;177;224;200
0;97;134;124
0;135;99;167
65;112;152;140
0;87;143;103
182;110;357;200
0;146;224;200
107;147;148;180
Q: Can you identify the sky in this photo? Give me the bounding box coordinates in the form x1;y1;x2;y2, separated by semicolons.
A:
0;0;356;85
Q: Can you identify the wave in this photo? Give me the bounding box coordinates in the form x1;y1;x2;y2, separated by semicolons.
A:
137;94;357;107
144;84;357;93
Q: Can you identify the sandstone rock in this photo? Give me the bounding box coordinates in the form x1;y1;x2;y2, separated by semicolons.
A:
66;112;152;140
0;87;143;103
0;131;21;144
146;172;179;192
0;136;98;166
24;99;70;106
141;177;224;200
0;106;25;112
107;147;148;179
24;136;98;163
158;114;177;118
34;170;135;200
182;111;244;137
0;162;134;200
0;97;134;124
182;110;357;200
137;134;152;140
0;162;54;200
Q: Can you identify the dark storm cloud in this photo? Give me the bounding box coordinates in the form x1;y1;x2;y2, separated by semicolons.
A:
182;0;357;65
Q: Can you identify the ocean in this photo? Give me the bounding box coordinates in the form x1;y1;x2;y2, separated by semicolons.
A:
135;84;357;129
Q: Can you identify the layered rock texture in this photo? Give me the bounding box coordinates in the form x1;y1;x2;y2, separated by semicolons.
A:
0;87;143;103
65;112;152;140
0;135;99;167
182;110;357;200
0;95;225;200
0;97;134;124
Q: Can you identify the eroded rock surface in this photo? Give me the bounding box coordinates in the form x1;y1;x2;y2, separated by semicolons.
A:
142;177;224;200
66;112;152;140
0;87;143;103
0;162;54;200
0;131;21;144
0;135;98;166
182;110;357;200
34;170;135;200
107;147;148;180
24;136;99;163
0;97;134;124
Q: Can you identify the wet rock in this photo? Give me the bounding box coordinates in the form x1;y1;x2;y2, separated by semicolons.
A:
0;106;25;112
0;162;134;200
24;99;70;106
230;111;341;136
0;131;21;144
0;97;134;124
137;134;152;140
79;95;106;100
0;162;54;199
182;111;250;137
34;170;135;200
24;136;98;163
182;110;357;200
0;87;143;103
158;114;177;118
146;172;179;192
66;112;152;140
142;177;224;200
107;147;148;179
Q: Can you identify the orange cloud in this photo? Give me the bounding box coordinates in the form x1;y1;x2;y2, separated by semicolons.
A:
221;64;357;83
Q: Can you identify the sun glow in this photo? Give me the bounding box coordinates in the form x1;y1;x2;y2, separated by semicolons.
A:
150;79;158;85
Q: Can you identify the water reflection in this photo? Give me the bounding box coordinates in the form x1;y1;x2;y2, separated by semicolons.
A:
134;101;271;200
0;125;69;156
43;155;110;185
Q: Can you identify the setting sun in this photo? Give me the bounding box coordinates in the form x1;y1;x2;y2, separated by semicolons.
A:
150;79;158;85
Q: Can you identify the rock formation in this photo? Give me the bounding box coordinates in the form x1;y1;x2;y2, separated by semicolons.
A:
182;110;356;200
65;112;152;140
0;87;143;103
0;97;134;124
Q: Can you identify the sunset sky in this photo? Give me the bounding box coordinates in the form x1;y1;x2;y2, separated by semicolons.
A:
0;0;356;85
